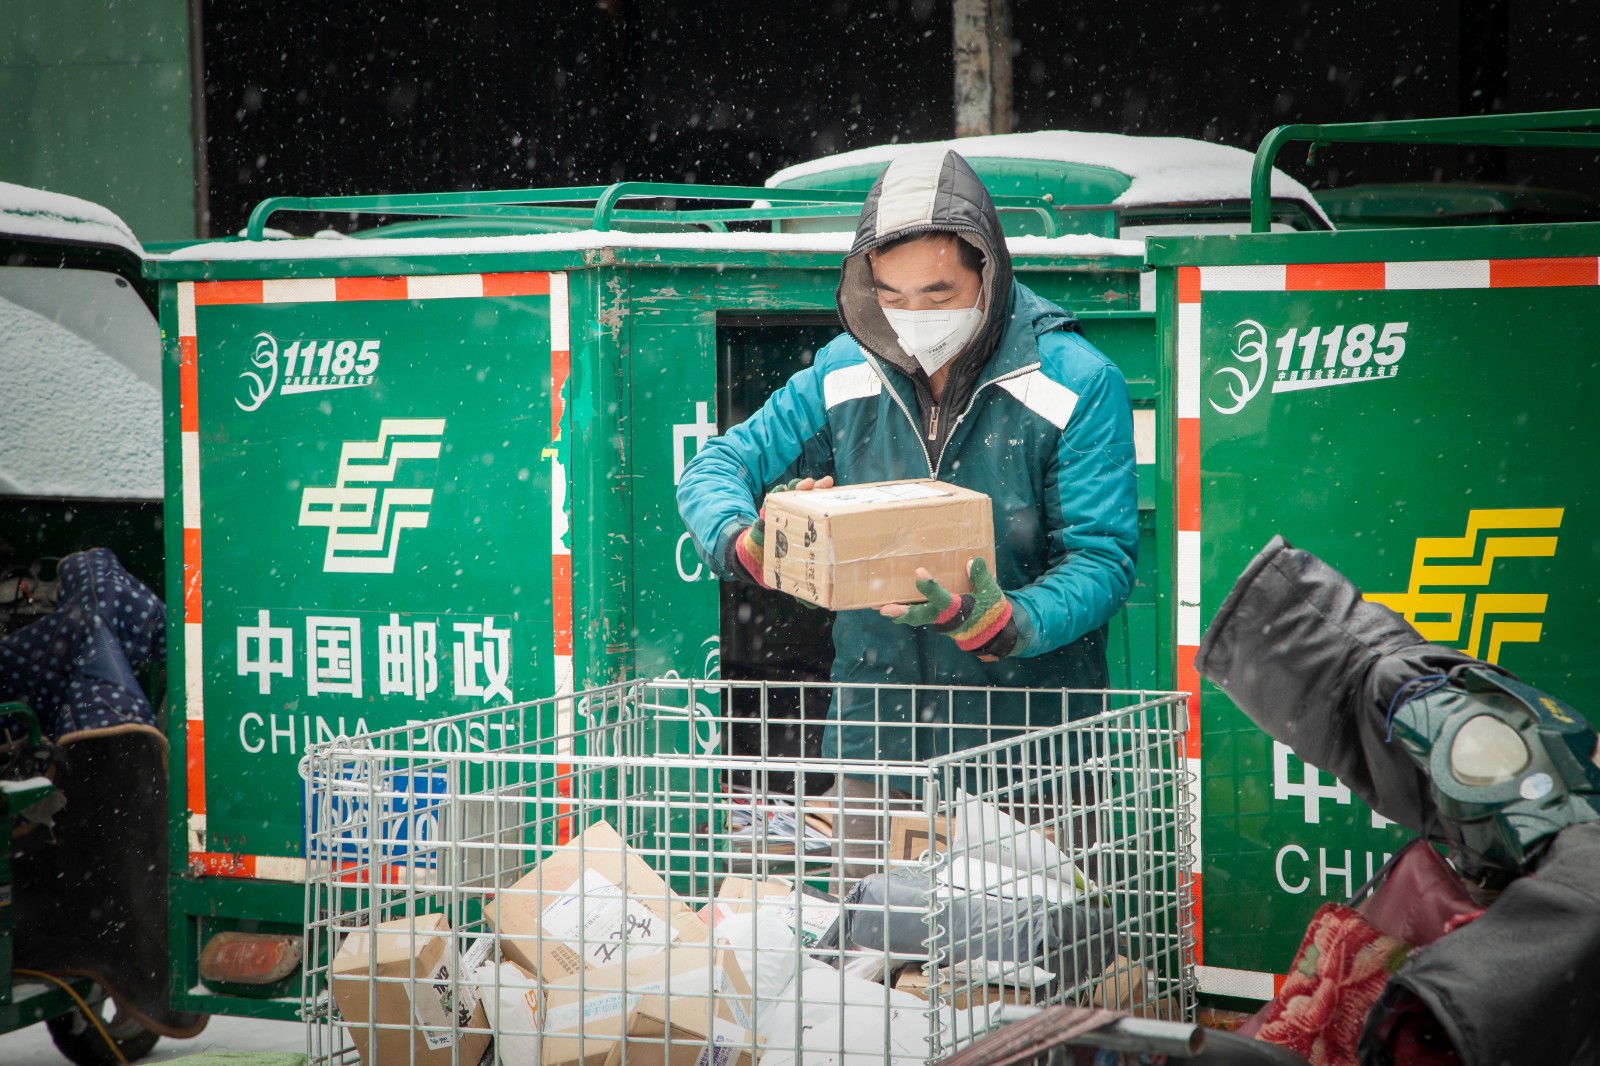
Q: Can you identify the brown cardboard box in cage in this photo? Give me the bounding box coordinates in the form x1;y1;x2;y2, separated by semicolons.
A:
703;876;840;948
484;819;709;982
893;966;1035;1010
886;814;953;861
330;911;491;1066
539;942;758;1066
762;479;995;611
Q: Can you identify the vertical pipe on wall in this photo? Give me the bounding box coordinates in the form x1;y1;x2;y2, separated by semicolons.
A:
953;0;1012;137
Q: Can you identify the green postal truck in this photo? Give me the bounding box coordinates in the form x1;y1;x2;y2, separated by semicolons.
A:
139;109;1600;1019
1147;109;1600;1004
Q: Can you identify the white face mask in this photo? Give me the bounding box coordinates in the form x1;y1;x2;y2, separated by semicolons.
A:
881;305;984;376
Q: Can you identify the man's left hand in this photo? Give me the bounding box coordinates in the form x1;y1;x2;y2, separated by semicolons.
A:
880;557;1022;661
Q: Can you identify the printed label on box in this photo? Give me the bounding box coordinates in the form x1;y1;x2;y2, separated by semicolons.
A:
410;940;482;1051
821;483;950;505
540;869;679;969
695;1016;751;1066
542;992;640;1034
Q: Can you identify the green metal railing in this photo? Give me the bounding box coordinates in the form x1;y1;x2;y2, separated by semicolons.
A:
1249;108;1600;232
244;181;1066;241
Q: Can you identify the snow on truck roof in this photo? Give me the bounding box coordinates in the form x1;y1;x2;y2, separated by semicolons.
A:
0;181;144;256
161;227;1143;263
767;130;1326;213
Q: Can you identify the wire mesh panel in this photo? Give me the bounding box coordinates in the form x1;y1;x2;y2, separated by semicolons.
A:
302;679;1193;1066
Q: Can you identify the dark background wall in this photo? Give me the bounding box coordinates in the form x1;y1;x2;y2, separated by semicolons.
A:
199;0;1599;236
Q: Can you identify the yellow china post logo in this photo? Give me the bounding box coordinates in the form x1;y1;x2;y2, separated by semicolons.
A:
1365;508;1563;663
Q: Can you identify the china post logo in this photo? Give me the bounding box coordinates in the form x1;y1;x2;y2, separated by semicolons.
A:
237;332;382;411
1211;319;1410;415
298;419;446;574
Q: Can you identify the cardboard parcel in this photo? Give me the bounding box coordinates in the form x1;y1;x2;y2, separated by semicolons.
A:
484;820;708;982
762;479;995;611
330;911;491;1066
540;942;759;1066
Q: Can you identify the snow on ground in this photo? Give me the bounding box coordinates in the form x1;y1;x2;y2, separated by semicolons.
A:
1;1012;306;1065
0;182;144;255
766;129;1329;218
161;227;1142;263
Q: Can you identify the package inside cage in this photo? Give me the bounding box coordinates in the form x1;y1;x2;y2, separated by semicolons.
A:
701;876;840;950
329;911;491;1066
485;819;709;983
539;941;759;1066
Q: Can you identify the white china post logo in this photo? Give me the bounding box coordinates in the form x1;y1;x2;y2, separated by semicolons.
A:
237;332;382;411
298;418;446;573
1212;319;1409;415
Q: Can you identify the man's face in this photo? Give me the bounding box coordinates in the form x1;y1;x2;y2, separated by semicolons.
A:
869;235;983;313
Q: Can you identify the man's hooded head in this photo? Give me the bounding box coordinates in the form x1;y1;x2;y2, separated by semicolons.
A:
836;147;1014;390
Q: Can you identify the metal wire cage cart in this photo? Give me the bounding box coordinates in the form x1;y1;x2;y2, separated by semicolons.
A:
300;679;1195;1066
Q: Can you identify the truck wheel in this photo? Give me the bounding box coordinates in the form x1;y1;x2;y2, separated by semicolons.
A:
45;986;161;1066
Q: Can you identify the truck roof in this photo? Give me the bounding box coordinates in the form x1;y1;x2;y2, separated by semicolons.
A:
0;180;144;256
158;227;1142;263
766;130;1329;220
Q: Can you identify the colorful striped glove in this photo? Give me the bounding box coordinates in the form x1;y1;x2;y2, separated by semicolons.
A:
724;477;833;590
888;557;1022;659
729;511;773;588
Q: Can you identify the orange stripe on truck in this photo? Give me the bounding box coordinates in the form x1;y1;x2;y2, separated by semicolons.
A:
483;271;551;297
1286;262;1385;291
193;279;265;305
186;717;206;815
1489;256;1599;289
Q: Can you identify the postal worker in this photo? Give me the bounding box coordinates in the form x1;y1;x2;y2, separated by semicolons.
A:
677;146;1138;874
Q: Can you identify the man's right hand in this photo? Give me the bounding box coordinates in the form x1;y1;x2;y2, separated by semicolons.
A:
729;476;834;586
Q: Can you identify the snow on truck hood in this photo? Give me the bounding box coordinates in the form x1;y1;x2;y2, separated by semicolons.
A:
160;228;1143;263
767;130;1329;216
0;181;143;255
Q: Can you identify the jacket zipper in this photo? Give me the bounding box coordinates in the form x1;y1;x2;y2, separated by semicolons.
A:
932;363;1041;479
927;403;940;441
861;353;935;476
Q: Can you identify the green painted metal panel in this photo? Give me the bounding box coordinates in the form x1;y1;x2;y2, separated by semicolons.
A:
0;0;195;240
169;281;562;861
1154;221;1600;993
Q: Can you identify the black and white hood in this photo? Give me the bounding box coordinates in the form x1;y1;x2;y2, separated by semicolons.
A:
835;147;1014;401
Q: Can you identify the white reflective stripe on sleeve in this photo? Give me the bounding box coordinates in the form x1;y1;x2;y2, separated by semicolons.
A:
874;146;947;236
822;362;882;409
996;370;1078;430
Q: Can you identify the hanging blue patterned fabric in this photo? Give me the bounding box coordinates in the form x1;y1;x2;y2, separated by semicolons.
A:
0;548;165;738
